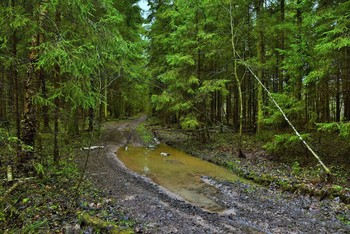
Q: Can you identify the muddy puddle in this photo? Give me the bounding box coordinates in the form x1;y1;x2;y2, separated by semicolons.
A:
117;143;248;212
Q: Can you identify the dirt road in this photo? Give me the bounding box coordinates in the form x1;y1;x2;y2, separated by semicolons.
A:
83;117;349;233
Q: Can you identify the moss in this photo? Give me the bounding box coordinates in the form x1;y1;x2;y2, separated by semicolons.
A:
223;159;350;204
79;212;133;234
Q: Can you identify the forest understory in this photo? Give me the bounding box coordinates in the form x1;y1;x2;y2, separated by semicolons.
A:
1;116;350;233
0;128;136;233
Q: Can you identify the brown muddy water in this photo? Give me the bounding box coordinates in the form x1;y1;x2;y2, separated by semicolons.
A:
117;144;248;212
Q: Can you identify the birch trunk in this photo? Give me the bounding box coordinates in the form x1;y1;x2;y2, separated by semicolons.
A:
229;2;245;158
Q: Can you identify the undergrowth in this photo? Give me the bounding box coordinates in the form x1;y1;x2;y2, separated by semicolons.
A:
0;130;135;233
136;123;153;145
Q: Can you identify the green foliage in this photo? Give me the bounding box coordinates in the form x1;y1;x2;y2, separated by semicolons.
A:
0;128;33;160
332;185;343;193
339;123;350;139
147;0;232;127
32;94;56;108
292;161;301;175
314;1;350;54
33;162;45;177
79;212;134;233
136;123;153;144
60;79;100;110
264;133;310;154
337;214;350;226
198;80;229;95
180;115;200;129
166;53;195;66
0;210;4;222
23;220;49;233
317;122;340;132
317;122;350;140
151;91;175;111
263;93;303;127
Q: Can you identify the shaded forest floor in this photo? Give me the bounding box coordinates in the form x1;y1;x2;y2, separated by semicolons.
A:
1;117;350;232
0;130;135;233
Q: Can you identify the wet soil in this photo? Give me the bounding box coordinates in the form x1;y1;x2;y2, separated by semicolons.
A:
81;117;350;233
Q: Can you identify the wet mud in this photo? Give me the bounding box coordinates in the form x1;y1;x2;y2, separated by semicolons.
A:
83;117;350;233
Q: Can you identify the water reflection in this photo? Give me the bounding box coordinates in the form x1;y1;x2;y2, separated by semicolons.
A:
117;144;242;212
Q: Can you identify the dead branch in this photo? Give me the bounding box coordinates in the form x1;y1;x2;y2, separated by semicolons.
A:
0;182;19;203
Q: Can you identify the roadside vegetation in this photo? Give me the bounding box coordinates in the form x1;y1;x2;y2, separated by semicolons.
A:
0;131;135;232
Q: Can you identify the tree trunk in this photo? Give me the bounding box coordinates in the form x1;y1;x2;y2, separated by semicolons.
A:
233;90;239;130
229;2;245;158
295;0;302;101
103;75;108;119
41;71;50;132
256;0;265;133
318;77;330;122
344;47;350;121
335;70;341;122
53;67;60;163
226;84;232;125
11;0;21;156
217;91;222;123
88;107;94;131
278;0;285;93
68;108;79;136
0;67;6;122
20;0;48;162
21;61;38;162
211;93;215;123
53;4;61;163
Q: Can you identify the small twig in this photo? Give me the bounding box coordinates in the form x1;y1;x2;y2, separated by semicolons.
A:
80;146;104;150
71;130;103;209
0;177;36;182
0;182;20;203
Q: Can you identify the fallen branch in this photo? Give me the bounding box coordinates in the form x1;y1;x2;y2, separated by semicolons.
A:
0;176;37;203
7;165;13;182
1;177;36;182
0;182;19;203
80;146;104;150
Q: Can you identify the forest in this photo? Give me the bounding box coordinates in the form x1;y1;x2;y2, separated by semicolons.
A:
1;0;350;232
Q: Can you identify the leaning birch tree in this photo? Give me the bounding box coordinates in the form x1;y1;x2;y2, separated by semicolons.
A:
242;62;331;175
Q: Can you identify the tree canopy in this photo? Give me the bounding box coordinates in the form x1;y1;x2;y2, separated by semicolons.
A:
0;0;349;173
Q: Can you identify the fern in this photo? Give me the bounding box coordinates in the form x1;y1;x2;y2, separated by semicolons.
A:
339;122;350;138
316;122;340;132
317;122;350;139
